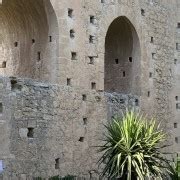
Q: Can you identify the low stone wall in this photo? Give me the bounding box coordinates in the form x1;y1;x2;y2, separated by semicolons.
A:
0;77;139;179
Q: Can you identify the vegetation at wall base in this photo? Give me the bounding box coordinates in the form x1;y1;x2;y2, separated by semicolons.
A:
169;154;180;180
33;175;76;180
98;110;171;180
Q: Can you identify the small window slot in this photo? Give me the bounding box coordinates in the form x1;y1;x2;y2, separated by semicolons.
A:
68;8;73;18
27;128;34;138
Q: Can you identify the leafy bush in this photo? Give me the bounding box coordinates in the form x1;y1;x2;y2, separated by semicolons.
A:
99;111;170;180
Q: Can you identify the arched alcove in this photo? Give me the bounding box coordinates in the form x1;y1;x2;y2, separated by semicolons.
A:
105;16;141;95
0;0;59;82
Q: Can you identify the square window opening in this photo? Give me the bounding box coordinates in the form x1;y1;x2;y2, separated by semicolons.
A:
115;59;119;64
71;52;77;60
27;128;34;138
89;56;95;64
82;94;87;101
174;123;178;128
79;137;84;142
68;8;73;18
67;78;71;86
91;82;96;90
55;158;60;169
83;118;88;125
0;61;6;68
129;57;133;62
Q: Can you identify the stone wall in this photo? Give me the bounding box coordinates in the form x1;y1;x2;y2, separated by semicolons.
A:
0;77;139;179
0;0;180;179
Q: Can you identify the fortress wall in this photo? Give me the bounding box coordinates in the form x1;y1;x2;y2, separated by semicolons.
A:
0;77;138;179
170;0;180;153
0;0;179;178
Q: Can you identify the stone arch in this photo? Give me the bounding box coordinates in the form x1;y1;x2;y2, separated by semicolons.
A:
0;0;59;83
104;16;141;95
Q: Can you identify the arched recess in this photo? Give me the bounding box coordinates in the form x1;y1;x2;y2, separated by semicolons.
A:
105;16;141;95
0;0;59;83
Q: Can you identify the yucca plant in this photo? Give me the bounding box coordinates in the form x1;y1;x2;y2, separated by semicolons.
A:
98;111;170;180
169;154;180;179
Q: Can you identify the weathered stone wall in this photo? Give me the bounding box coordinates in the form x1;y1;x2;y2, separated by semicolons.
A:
170;0;180;153
0;0;179;179
0;77;139;179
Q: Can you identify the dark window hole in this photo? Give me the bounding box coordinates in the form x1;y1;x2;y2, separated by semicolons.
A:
152;53;155;59
174;59;177;65
83;118;88;125
70;29;75;39
176;103;180;110
0;61;6;68
149;72;153;78
115;59;119;64
79;137;84;142
11;79;22;91
68;8;73;18
14;42;18;47
174;123;178;128
135;99;139;106
49;36;52;42
178;23;180;28
89;35;95;43
175;96;178;101
71;52;77;60
82;94;87;101
151;37;154;43
120;99;125;104
129;57;132;62
27;128;34;138
91;82;96;90
67;78;71;86
89;57;95;64
141;9;145;16
55;158;60;169
37;52;41;61
90;16;96;24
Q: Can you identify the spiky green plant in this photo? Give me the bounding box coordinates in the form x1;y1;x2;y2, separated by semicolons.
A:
98;111;170;180
169;155;180;180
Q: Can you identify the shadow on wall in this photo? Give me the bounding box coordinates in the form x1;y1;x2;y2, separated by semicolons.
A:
0;0;59;83
105;16;141;95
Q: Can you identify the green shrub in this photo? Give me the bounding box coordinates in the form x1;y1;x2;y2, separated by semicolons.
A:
33;177;45;180
99;111;170;180
34;175;76;180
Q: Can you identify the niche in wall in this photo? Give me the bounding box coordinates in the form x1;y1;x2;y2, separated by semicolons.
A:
105;16;141;95
0;0;59;83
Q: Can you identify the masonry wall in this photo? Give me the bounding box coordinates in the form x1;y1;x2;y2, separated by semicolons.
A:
170;0;180;153
0;77;139;179
0;0;179;179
